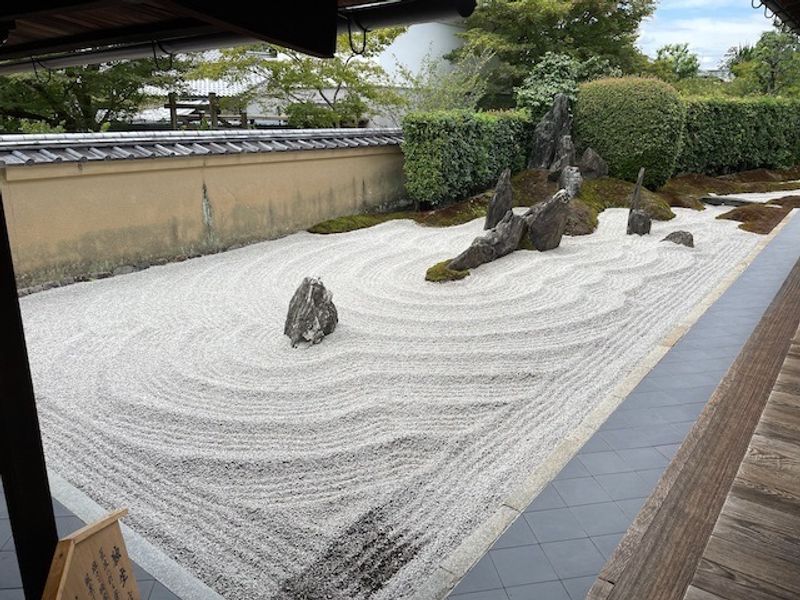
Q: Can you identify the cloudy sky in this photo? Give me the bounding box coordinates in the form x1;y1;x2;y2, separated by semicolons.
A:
638;0;776;68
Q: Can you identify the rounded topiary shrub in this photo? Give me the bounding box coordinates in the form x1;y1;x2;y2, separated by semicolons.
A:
574;77;685;189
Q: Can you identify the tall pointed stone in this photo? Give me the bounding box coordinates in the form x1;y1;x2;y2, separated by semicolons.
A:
529;94;572;169
484;168;513;230
627;167;651;236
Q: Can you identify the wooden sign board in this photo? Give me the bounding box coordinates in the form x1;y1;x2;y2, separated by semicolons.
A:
41;508;141;600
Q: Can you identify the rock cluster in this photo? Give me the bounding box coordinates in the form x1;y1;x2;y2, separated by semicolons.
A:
529;95;608;185
627;167;652;236
662;231;694;248
485;169;513;230
284;277;338;347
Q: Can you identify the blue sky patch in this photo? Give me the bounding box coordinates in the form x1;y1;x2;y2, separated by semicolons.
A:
638;0;776;68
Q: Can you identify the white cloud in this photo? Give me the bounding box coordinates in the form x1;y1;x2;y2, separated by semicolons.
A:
638;13;773;68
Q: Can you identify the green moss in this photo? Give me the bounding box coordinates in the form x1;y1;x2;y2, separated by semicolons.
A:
717;203;792;235
425;260;470;282
578;177;675;221
307;213;406;234
309;197;489;234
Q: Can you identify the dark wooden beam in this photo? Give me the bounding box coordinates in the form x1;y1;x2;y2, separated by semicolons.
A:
0;1;111;22
0;18;215;61
0;189;58;600
163;0;338;58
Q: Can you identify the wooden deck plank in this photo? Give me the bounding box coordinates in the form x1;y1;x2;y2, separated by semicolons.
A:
587;258;800;600
686;320;800;599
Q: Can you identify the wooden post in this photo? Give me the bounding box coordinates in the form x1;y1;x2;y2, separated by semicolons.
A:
167;92;177;130
209;92;218;129
0;187;58;600
240;110;248;129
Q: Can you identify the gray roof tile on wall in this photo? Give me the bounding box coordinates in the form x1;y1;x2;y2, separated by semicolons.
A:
0;128;403;166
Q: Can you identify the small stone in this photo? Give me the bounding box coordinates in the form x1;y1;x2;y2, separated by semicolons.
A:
578;147;609;179
484;168;513;230
662;231;694;247
448;211;527;271
529;93;572;169
284;277;338;347
558;166;583;200
522;190;571;251
112;265;136;276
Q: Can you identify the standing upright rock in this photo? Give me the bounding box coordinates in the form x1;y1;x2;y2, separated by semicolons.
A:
284;277;338;347
627;167;651;236
484;168;513;230
522;190;571;251
558;166;583;200
529;94;572;169
578;147;609;179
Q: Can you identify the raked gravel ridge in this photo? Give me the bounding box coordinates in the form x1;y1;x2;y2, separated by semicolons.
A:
22;206;761;599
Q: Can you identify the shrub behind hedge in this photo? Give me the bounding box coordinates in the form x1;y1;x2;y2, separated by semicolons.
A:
402;110;532;206
574;77;685;188
677;97;800;175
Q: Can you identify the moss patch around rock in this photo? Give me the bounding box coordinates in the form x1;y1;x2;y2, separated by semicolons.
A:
308;197;489;234
425;260;470;283
717;202;793;234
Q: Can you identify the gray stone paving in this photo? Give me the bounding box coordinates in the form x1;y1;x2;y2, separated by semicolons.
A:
448;212;800;600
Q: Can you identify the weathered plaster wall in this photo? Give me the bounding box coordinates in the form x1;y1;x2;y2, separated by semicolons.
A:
0;145;404;287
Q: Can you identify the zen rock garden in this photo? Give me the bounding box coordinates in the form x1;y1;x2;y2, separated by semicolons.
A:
290;94;696;344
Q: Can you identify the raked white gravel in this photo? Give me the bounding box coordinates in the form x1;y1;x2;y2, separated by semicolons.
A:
22;206;762;599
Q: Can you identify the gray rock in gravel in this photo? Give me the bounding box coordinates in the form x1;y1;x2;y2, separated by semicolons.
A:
449;211;527;271
627;167;651;236
529;93;572;169
523;189;571;251
484;168;513;230
662;231;694;247
112;265;136;276
578;147;609;179
547;134;576;181
559;166;583;200
284;277;338;347
627;209;652;236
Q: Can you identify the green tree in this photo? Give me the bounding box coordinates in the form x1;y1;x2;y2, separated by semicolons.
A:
198;29;406;127
752;29;800;94
453;0;656;107
514;52;621;118
721;27;800;97
396;49;495;113
652;43;700;81
0;59;191;132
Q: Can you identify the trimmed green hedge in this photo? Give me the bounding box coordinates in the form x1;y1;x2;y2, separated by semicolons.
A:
402;110;532;206
676;97;800;175
574;77;685;189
